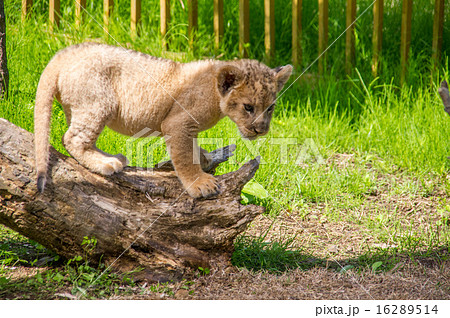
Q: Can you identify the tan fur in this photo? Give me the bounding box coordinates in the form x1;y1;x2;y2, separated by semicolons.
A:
34;43;292;198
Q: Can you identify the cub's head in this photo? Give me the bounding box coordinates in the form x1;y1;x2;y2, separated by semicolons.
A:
216;60;292;140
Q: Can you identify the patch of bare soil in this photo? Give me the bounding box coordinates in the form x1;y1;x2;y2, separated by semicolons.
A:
112;258;449;300
242;188;448;261
112;207;450;300
187;261;449;300
3;266;46;281
244;212;375;260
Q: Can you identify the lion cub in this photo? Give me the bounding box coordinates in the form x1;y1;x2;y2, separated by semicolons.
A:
34;43;292;198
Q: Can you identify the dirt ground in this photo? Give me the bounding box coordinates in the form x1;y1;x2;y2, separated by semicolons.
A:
1;213;449;300
115;207;449;300
117;213;450;300
174;262;450;300
1;153;449;300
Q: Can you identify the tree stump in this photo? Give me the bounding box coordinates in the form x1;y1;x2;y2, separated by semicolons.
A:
0;118;264;282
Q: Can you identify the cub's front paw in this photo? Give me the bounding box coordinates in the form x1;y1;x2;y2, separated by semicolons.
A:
185;173;221;198
95;157;124;175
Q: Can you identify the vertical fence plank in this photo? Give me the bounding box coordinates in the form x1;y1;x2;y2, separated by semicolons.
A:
161;0;170;50
22;0;33;21
292;0;302;68
49;0;60;31
131;0;141;37
432;0;445;69
345;0;356;75
318;0;328;75
103;0;114;34
372;0;383;77
400;0;412;85
188;0;198;46
264;0;275;61
75;0;86;27
214;0;224;50
239;0;250;58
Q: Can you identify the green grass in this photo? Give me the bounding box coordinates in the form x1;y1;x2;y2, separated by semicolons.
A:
1;0;450;298
0;230;140;299
232;234;318;273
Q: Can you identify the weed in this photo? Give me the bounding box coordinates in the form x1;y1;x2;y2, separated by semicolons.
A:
197;267;210;276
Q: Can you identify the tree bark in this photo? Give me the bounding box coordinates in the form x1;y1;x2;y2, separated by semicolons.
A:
0;119;264;282
0;0;8;98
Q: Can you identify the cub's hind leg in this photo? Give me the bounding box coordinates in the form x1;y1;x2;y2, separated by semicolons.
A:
63;107;125;176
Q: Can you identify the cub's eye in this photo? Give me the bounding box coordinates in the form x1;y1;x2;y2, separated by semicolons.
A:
244;104;254;113
267;104;275;113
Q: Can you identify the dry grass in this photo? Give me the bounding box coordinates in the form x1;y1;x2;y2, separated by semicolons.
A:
110;258;449;300
187;261;449;300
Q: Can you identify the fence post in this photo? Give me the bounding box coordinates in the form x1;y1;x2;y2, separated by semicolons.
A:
265;0;275;61
292;0;302;68
75;0;86;27
432;0;445;70
214;0;224;50
49;0;60;31
345;0;356;75
318;0;328;75
372;0;383;77
400;0;412;85
131;0;141;38
22;0;33;21
161;0;170;50
239;0;250;58
103;0;114;34
188;0;198;47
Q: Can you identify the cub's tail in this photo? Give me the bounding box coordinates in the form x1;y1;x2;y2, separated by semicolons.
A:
34;64;58;193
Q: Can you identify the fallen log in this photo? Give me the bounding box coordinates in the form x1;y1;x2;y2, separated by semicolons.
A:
0;118;263;282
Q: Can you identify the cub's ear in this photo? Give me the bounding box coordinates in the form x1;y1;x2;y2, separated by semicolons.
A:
274;65;293;92
217;65;244;97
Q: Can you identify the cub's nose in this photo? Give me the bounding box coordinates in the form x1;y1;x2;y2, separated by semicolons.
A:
253;126;267;135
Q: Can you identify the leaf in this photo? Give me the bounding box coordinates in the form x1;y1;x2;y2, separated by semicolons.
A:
240;192;254;204
339;265;354;273
53;272;64;283
82;236;89;245
242;181;269;200
36;272;44;284
371;261;383;272
67;255;83;265
75;286;87;297
198;267;210;275
82;273;95;282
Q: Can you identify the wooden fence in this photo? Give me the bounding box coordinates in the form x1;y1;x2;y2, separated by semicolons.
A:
22;0;446;83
